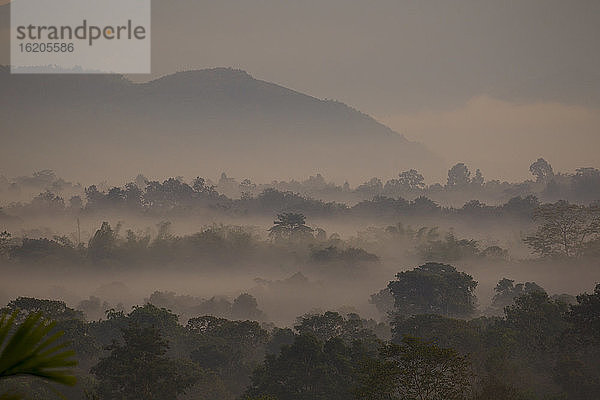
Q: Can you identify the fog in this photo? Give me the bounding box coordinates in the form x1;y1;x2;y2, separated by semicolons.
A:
1;1;600;398
381;96;600;181
1;169;598;328
1;1;600;181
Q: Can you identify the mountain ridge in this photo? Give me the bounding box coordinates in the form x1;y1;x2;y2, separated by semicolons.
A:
0;66;441;183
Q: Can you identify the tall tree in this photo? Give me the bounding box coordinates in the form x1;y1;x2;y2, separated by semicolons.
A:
387;263;478;319
243;334;360;400
90;322;199;400
268;213;313;241
356;336;473;400
569;283;600;340
88;222;118;263
529;158;554;183
398;169;425;190
524;201;600;258
471;169;484;186
447;163;471;188
487;278;546;315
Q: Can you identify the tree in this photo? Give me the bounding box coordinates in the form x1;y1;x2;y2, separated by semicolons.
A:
416;232;481;262
390;314;482;354
294;311;380;349
3;298;84;322
187;316;269;394
569;283;600;340
447;163;471;188
192;176;217;197
524;201;600;258
529;158;554;183
504;291;569;352
571;167;600;202
243;334;360;400
0;311;77;399
370;288;396;319
231;293;266;321
88;222;118;263
487;278;545;315
398;169;425;190
387;263;477;318
90;322;199;399
268;213;313;241
0;231;11;259
356;336;473;400
472;169;484;186
3;298;98;362
357;178;384;196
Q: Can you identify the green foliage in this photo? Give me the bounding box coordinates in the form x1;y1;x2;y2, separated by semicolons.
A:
265;328;295;356
473;377;534;400
244;334;362;400
524;201;600;258
447;163;472;188
370;288;396;319
8;238;83;265
0;231;12;259
3;298;84;322
311;246;378;263
294;311;381;352
268;213;313;241
569;283;600;340
391;314;482;356
504;291;569;352
356;336;473;400
417;233;481;262
553;355;600;400
232;293;266;321
87;221;118;263
487;278;546;315
0;311;77;398
187;316;269;395
90;322;199;399
387;263;478;318
529;158;554;183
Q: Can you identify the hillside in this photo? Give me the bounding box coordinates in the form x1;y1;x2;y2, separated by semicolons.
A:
0;67;441;183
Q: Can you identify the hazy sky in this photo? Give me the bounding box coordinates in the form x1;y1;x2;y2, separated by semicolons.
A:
1;0;599;181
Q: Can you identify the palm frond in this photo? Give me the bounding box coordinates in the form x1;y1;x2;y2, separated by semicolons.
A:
0;311;77;386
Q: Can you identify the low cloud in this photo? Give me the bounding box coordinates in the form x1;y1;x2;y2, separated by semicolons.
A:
380;96;600;182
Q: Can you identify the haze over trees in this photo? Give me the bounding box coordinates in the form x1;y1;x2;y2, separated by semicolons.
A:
0;144;599;400
0;67;439;184
1;0;599;396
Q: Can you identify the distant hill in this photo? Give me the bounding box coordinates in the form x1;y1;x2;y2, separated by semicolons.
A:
0;66;441;183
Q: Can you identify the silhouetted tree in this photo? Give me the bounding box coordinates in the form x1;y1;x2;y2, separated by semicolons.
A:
232;293;266;321
529;158;554;183
524;201;600;258
487;278;545;315
88;222;118;263
356;336;472;400
243;334;359;400
268;213;313;241
447;163;471;187
569;283;600;340
387;263;478;318
472;169;484;186
398;169;425;190
90;322;199;399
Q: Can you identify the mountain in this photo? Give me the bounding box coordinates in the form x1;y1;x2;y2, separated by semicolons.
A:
0;66;441;183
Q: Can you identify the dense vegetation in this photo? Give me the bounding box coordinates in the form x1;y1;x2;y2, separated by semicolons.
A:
0;279;598;399
0;161;599;399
